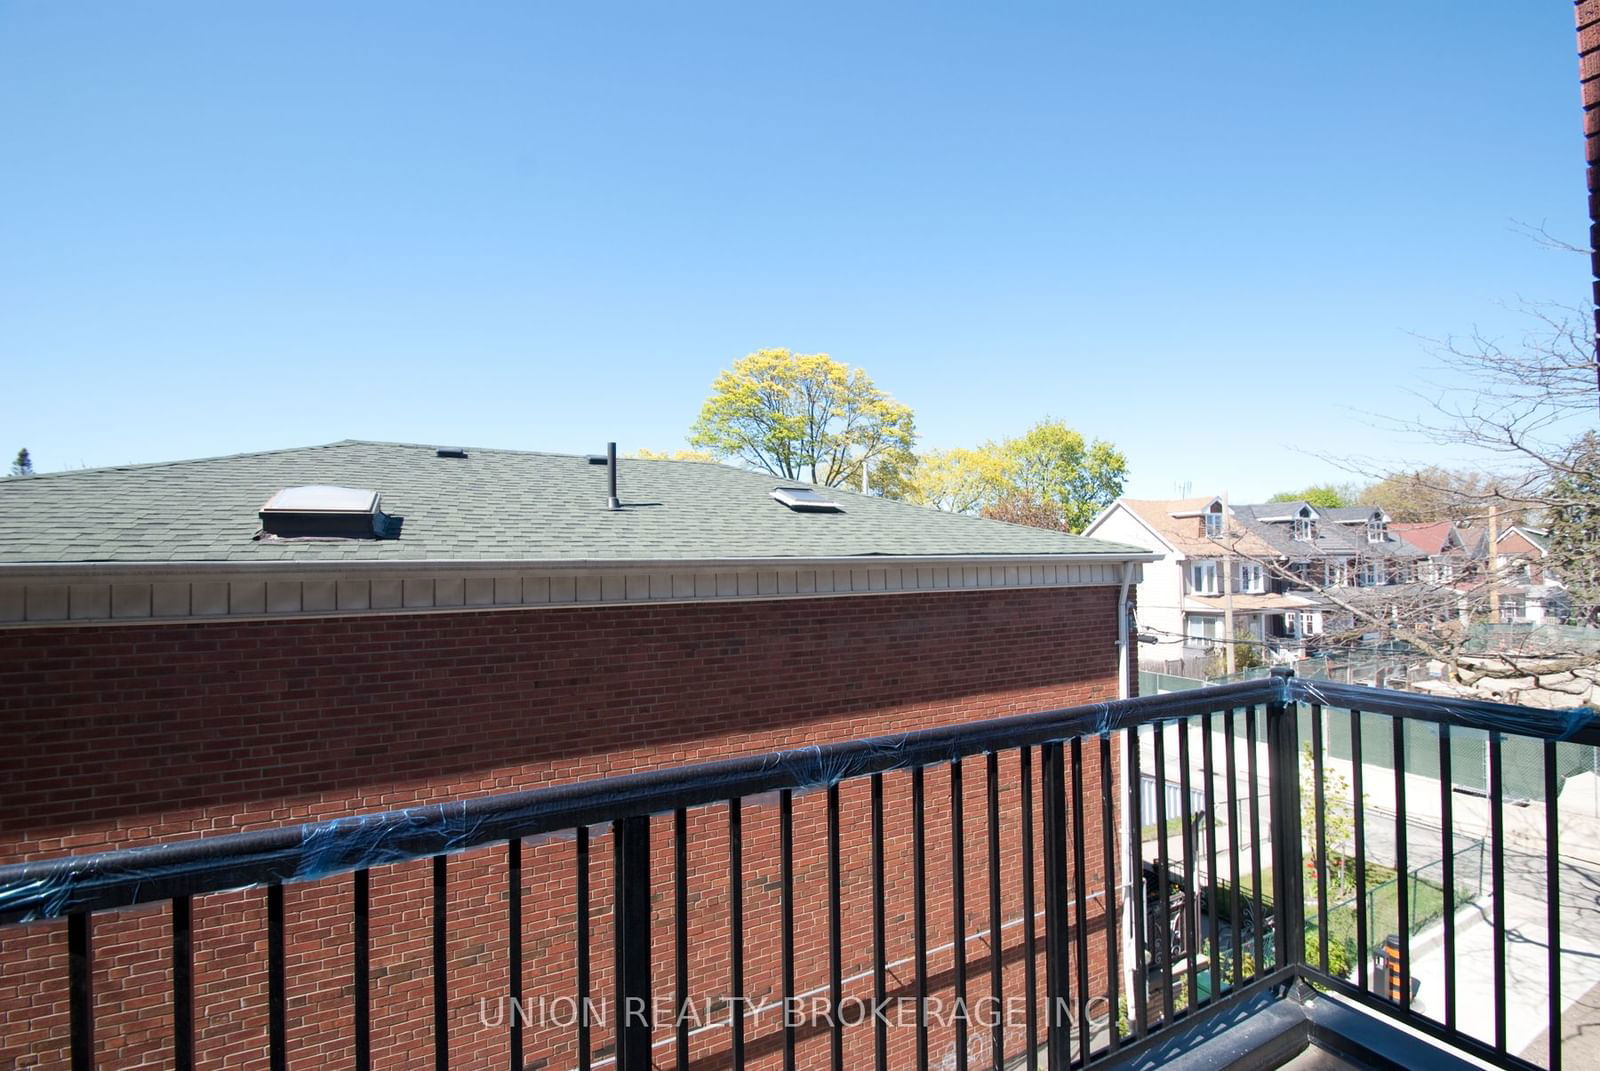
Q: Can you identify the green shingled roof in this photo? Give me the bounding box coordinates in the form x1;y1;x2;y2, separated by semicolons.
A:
0;440;1148;565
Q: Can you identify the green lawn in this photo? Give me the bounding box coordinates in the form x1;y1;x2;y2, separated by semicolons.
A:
1303;857;1463;974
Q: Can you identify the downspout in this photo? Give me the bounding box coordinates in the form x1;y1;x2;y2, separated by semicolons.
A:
1116;561;1138;1025
1116;561;1134;701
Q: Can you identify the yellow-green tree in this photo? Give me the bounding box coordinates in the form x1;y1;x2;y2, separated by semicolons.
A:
908;447;1008;513
911;419;1128;533
630;448;718;462
689;349;917;492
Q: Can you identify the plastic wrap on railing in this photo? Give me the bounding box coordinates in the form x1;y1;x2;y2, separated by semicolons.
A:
0;678;1281;925
1289;676;1598;742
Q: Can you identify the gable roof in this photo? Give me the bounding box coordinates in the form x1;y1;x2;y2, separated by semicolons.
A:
1229;503;1424;560
1498;526;1551;554
1105;498;1277;558
0;440;1149;567
1389;521;1459;556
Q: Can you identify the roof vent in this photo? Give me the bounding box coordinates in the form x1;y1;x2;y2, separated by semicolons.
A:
259;485;391;539
436;447;468;459
771;487;843;513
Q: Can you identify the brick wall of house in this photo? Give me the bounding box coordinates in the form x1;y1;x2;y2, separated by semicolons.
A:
1580;1;1600;357
0;585;1130;1070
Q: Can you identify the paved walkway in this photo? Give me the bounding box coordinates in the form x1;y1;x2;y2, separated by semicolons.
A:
1404;846;1600;1068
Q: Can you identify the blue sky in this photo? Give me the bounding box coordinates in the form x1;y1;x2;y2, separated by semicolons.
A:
0;2;1588;499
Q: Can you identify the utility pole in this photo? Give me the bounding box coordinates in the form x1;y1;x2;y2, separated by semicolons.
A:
1222;492;1237;675
1487;504;1501;622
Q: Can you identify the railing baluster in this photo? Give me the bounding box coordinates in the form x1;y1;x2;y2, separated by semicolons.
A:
268;883;287;1071
987;752;1006;1071
1201;714;1220;1003
1178;717;1197;1009
951;759;969;1071
576;827;591;1071
68;911;93;1071
1100;733;1122;1054
173;896;193;1071
1351;712;1368;997
1311;705;1329;975
582;826;595;1069
675;808;690;1071
1490;731;1507;1055
507;841;522;1071
1070;737;1092;1061
828;783;845;1071
1152;721;1173;1026
780;789;797;1071
1021;747;1039;1071
1041;742;1071;1070
871;774;888;1071
1392;717;1409;1011
1245;706;1263;983
354;868;371;1071
614;816;652;1071
728;801;745;1071
1545;740;1562;1071
1127;728;1148;1039
1439;724;1456;1032
913;765;930;1071
434;855;449;1071
1224;709;1243;989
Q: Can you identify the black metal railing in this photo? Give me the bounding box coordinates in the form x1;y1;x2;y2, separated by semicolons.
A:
1;670;1593;1071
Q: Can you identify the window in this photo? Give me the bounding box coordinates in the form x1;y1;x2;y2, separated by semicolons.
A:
1293;507;1314;542
770;487;843;512
1367;515;1387;543
1436;563;1452;582
1190;560;1218;595
1324;559;1347;587
1186;614;1222;646
1358;561;1382;587
1204;503;1224;538
1237;562;1264;593
1299;611;1320;636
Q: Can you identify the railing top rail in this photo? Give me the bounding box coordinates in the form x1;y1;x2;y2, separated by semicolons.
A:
1287;676;1600;747
4;671;1595;926
0;677;1274;925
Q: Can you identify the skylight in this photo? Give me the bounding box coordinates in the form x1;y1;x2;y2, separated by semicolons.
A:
771;487;844;513
259;485;391;539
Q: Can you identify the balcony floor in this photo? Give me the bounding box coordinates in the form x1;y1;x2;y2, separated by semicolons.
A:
1129;985;1498;1071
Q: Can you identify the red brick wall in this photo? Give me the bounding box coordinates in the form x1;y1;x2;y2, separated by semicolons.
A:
0;586;1128;1070
1580;1;1600;368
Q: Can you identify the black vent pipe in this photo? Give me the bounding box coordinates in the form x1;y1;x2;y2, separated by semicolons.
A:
607;442;620;511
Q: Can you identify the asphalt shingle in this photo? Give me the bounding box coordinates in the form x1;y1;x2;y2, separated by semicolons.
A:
0;440;1147;565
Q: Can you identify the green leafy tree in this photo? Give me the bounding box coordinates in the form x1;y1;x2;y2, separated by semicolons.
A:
9;448;32;477
689;349;916;494
1546;432;1600;625
1267;484;1351;510
996;420;1128;532
1301;742;1356;899
911;419;1128;533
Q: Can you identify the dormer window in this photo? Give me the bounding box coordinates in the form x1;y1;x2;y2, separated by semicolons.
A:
1204;501;1224;538
1293;506;1315;542
1366;512;1387;543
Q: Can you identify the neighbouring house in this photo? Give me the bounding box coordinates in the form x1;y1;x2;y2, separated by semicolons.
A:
1388;521;1486;586
0;439;1152;1071
1085;497;1429;673
1492;525;1569;625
